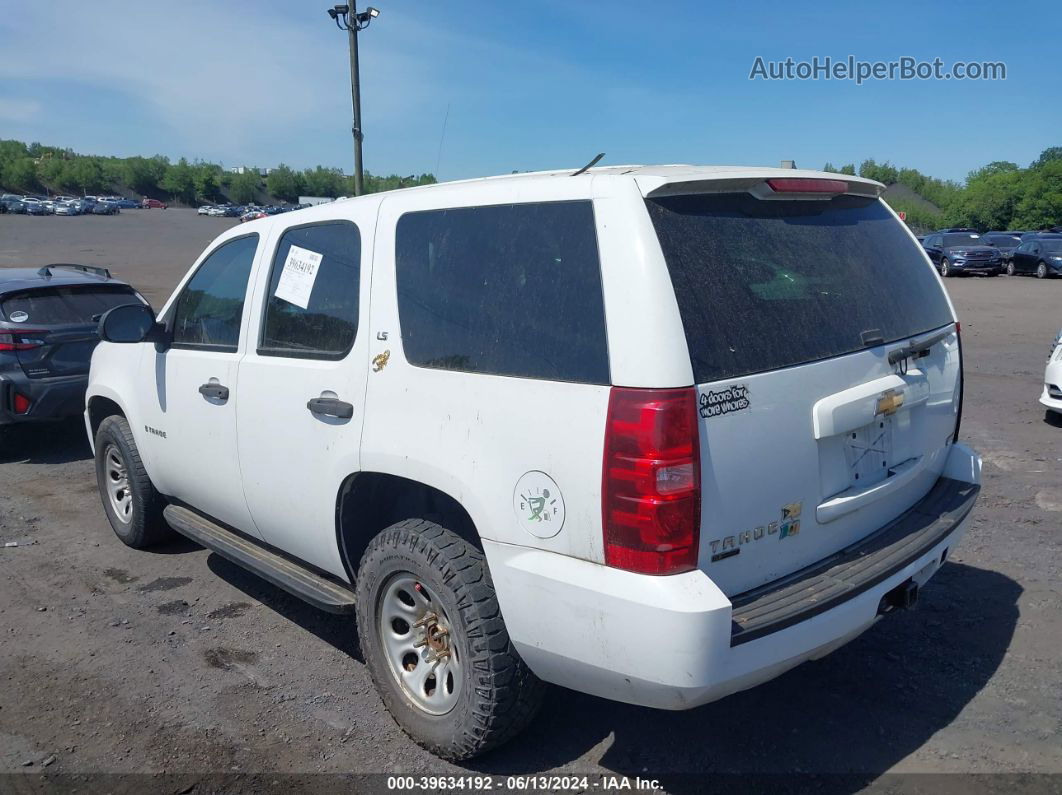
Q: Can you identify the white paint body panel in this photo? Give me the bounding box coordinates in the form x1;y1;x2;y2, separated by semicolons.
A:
1041;347;1062;414
85;165;981;710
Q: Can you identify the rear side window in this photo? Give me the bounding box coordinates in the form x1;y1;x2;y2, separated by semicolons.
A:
260;222;361;358
395;201;609;384
172;234;258;351
1;285;142;325
646;193;954;384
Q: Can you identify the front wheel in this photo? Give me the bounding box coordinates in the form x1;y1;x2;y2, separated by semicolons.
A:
355;519;545;760
939;258;951;277
1006;261;1016;276
1037;261;1049;279
94;415;171;548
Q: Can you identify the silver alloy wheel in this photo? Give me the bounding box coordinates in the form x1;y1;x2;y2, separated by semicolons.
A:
940;259;949;277
1037;262;1048;279
1007;261;1015;276
103;443;133;523
378;574;462;715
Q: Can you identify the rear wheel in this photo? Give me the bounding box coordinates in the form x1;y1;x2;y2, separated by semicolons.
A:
1006;261;1016;276
355;519;544;760
939;258;951;277
94;415;171;548
1037;261;1049;279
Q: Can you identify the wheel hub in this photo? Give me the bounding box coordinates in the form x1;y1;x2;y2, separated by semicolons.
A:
378;575;462;715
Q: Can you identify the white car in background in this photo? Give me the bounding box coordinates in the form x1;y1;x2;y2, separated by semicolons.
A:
53;201;79;216
1043;328;1062;417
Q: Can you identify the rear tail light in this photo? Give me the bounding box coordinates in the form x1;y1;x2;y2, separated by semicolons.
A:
12;392;31;414
602;387;701;575
766;178;849;194
0;329;47;351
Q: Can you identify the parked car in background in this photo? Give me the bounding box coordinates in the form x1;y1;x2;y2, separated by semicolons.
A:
222;205;244;217
76;198;97;214
86;166;980;760
141;198;167;209
21;200;47;216
92;201;119;216
197;205;215;216
239;210;267;222
922;231;1003;276
981;231;1024;264
114;198;141;209
206;206;228;217
1;264;146;446
1008;235;1062;278
2;199;26;214
1043;328;1062;419
53;201;80;216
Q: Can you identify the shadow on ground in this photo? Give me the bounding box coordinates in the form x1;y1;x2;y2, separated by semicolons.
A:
207;553;362;661
202;549;1019;790
0;417;92;465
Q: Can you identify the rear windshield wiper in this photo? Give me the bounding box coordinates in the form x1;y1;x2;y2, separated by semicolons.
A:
887;326;953;365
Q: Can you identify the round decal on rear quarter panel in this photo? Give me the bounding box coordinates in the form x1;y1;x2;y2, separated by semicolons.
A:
513;471;565;539
8;311;28;323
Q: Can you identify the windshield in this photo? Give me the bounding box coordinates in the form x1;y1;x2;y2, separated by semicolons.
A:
943;233;983;247
1;285;142;325
646;192;954;383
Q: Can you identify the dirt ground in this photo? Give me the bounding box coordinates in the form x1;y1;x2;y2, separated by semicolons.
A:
1;211;1061;791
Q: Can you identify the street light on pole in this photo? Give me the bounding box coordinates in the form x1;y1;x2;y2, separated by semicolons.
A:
327;3;380;196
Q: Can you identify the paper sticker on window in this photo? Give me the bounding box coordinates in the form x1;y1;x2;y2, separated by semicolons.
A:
274;245;324;310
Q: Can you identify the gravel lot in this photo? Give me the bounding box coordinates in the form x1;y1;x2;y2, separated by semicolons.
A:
1;211;1060;790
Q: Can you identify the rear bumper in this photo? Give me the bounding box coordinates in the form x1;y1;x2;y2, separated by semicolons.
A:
487;442;981;710
0;369;88;426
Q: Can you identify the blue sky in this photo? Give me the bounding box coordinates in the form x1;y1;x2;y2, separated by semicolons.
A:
0;0;1057;183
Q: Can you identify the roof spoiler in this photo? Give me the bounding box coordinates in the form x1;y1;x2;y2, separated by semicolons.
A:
37;263;112;280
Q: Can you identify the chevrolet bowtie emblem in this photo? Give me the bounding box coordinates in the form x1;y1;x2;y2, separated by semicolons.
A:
876;389;904;416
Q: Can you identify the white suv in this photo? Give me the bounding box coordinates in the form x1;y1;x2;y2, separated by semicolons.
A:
85;165;981;759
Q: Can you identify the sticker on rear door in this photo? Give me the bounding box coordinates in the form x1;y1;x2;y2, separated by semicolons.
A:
274;245;324;310
8;311;28;323
699;384;750;419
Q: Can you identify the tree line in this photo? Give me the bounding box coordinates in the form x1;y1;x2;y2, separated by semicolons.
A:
824;146;1062;231
3;138;1058;228
0;139;436;205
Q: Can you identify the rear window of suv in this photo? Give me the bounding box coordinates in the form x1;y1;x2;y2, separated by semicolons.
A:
1;285;142;325
646;192;953;384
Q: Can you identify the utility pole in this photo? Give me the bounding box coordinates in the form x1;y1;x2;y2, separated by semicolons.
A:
328;4;380;196
346;5;364;196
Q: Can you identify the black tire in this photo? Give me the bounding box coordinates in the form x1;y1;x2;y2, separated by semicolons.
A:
939;258;950;277
94;415;171;548
1007;261;1016;276
355;519;544;760
1037;261;1048;279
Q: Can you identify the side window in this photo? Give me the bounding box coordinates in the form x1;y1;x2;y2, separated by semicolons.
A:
395;200;610;384
172;235;259;351
260;222;361;358
924;236;938;248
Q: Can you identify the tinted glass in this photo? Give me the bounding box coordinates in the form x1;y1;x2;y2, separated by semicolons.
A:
1042;240;1062;253
395;201;609;384
172;235;258;350
943;233;983;247
1;285;141;325
261;222;361;357
646;193;954;384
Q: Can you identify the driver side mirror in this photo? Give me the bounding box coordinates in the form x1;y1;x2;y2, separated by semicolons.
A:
98;303;168;346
